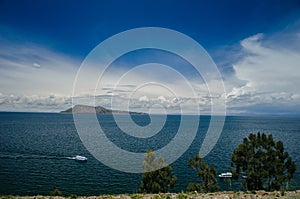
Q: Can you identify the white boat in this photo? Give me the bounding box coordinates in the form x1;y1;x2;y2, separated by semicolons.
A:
68;155;88;161
218;172;232;178
75;155;87;161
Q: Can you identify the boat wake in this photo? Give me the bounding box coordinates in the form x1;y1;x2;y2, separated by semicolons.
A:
0;152;87;161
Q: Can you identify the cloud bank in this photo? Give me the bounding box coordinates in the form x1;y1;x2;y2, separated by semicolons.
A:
226;29;300;115
0;40;79;111
1;25;300;115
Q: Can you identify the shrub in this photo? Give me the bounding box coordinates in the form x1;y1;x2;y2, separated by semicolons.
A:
70;194;77;199
130;194;142;199
176;193;187;199
50;188;62;196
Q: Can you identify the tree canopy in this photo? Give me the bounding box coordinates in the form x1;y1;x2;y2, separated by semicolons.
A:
231;132;296;191
140;150;176;193
187;154;219;193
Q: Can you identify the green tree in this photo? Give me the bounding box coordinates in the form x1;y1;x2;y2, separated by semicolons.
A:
187;154;219;193
231;132;296;191
140;150;177;193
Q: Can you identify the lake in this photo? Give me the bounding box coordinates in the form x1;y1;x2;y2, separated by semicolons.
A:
0;112;299;195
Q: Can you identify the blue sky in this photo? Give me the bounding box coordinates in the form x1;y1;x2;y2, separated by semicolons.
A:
0;0;300;115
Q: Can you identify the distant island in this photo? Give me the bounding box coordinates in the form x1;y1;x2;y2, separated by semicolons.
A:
60;104;145;114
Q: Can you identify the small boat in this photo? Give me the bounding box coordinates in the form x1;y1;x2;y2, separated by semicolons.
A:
68;155;88;161
218;172;232;178
75;155;88;161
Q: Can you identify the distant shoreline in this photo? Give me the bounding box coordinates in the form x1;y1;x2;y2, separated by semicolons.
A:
1;111;300;117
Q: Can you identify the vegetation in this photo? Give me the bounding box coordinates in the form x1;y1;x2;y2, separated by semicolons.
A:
70;194;77;199
176;193;187;199
231;132;296;191
50;188;62;196
2;191;300;199
140;150;177;193
187;154;219;193
129;194;143;199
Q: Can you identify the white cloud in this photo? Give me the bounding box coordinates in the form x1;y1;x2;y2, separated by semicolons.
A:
33;62;41;68
0;39;82;111
71;60;219;114
226;31;300;115
0;40;81;96
236;33;300;92
0;92;72;112
0;41;224;114
157;96;166;103
139;95;149;102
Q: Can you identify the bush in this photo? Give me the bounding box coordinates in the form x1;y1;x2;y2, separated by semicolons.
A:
280;189;285;196
130;194;142;199
50;188;62;196
153;194;161;199
70;194;77;199
177;193;187;199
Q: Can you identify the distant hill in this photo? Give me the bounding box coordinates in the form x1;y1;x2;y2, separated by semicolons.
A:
60;104;144;114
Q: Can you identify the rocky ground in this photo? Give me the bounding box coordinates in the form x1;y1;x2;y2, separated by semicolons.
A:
1;191;300;199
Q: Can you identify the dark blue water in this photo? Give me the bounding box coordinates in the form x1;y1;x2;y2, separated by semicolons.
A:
0;113;299;195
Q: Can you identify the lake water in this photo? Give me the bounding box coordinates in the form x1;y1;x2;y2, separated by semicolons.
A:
0;112;299;195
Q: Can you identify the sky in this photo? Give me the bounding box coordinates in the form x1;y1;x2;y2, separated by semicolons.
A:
0;0;300;115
